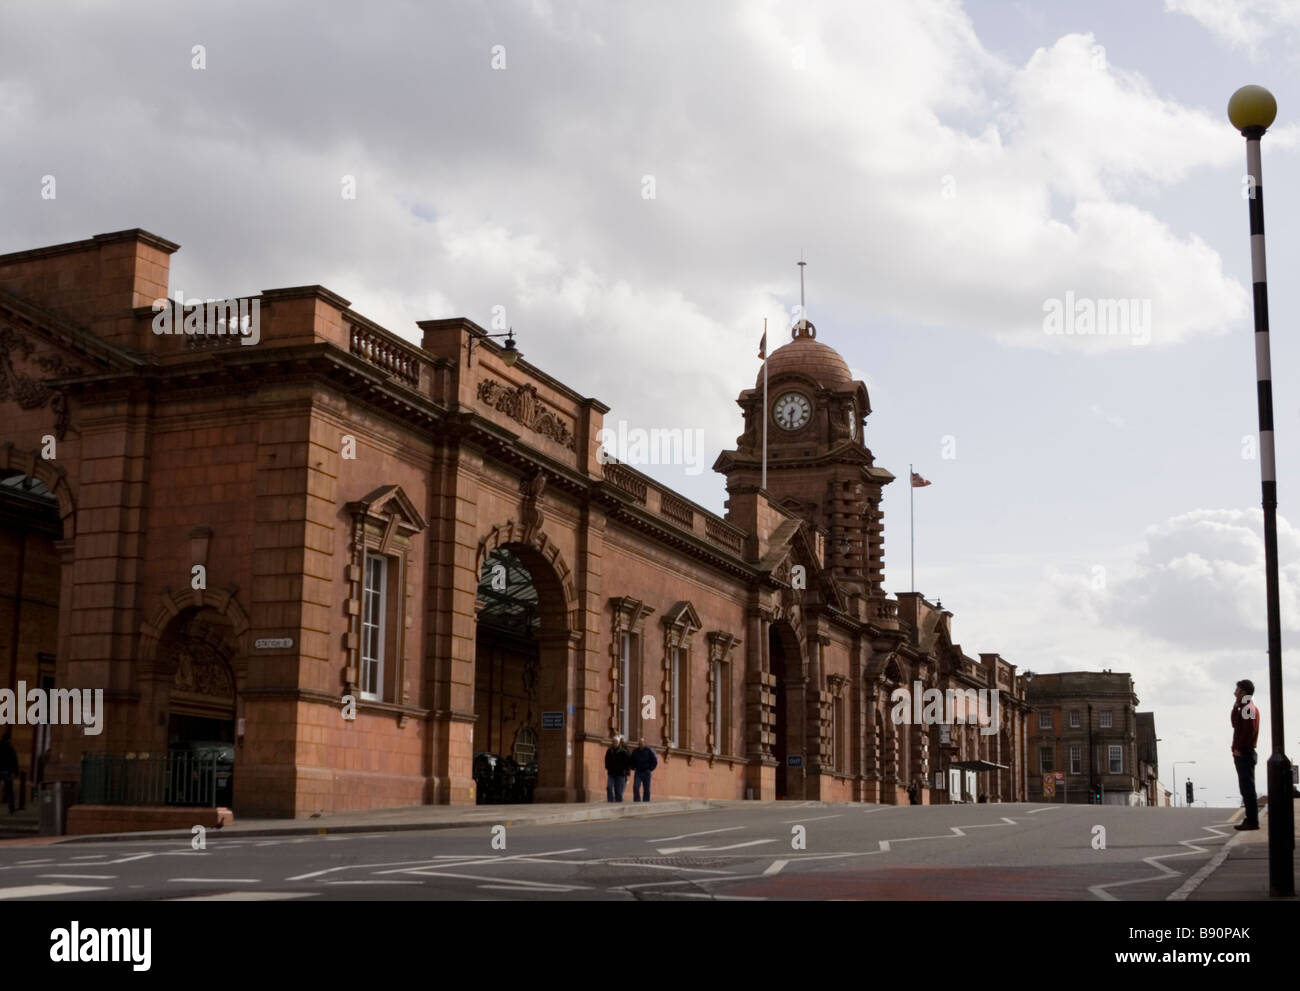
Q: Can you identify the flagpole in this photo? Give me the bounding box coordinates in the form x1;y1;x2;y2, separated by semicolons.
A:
910;462;915;593
761;317;768;491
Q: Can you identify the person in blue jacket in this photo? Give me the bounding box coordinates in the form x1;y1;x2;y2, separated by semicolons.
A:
631;737;658;802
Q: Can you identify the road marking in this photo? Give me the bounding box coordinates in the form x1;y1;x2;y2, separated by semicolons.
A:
646;826;745;843
763;860;789;876
170;891;317;901
167;878;262;884
13;859;54;865
104;853;159;865
0;884;108;899
37;874;118;880
1090;822;1237;901
653;891;767;900
398;870;591;890
607;861;733;875
1168;832;1246;901
373;847;587;875
656;839;776;855
1026;807;1059;814
779;814;842;824
324;880;422;886
67;855;110;861
287;859;466;881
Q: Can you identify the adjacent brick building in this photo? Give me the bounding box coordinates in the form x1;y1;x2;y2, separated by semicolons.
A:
1025;670;1154;805
0;229;1031;821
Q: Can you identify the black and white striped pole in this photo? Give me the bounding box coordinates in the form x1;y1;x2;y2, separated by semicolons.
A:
1229;83;1295;897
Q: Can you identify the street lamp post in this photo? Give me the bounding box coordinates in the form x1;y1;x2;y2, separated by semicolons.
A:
1173;761;1195;808
1229;84;1296;897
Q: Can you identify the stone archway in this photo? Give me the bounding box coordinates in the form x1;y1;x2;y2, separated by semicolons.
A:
474;526;579;802
769;619;805;800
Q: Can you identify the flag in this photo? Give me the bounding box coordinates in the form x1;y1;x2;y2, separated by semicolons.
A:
758;329;767;359
911;471;931;488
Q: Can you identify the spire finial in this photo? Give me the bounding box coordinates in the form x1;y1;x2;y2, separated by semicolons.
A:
794;253;813;338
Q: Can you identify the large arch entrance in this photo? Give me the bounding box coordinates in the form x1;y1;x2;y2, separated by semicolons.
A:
0;473;62;811
473;544;574;803
769;621;803;800
157;608;238;807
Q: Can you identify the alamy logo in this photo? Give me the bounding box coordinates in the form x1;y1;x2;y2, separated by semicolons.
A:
50;922;150;971
596;420;707;476
151;289;261;345
890;681;1000;736
0;682;103;735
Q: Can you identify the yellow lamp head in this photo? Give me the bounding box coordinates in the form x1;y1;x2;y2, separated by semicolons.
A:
1228;85;1278;133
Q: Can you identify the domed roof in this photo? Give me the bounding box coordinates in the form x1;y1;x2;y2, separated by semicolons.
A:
757;321;855;390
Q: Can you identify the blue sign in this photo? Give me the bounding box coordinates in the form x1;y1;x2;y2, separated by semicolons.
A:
787;755;803;768
542;711;564;730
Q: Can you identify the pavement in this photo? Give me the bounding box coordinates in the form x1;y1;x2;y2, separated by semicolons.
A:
0;797;1293;900
1183;797;1300;900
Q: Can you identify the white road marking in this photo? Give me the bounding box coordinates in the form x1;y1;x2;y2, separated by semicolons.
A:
398;870;591;891
656;839;776;855
373;847;587;875
0;884;108;899
170;891;317;901
167;878;262;884
104;853;159;865
606;861;733;875
13;859;54;865
287;859;464;882
1168;833;1246;901
779;814;842;824
37;874;118;880
1090;823;1238;901
67;855;110;861
763;860;789;876
477;884;587;893
646;826;745;843
653;892;766;900
324;880;422;886
1027;807;1059;814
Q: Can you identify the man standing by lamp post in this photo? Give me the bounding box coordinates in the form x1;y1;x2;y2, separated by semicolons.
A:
1228;84;1295;895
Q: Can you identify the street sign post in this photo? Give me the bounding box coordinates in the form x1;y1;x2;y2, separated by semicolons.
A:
1042;772;1055;798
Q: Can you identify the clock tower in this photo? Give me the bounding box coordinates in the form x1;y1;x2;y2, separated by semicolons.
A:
713;318;894;600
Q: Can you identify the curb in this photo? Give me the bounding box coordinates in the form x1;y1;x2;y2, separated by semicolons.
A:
36;799;719;844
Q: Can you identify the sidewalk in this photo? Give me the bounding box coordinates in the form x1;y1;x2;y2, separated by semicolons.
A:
1184;798;1300;900
13;798;717;845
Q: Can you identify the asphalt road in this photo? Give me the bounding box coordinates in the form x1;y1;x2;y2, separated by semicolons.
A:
0;802;1241;901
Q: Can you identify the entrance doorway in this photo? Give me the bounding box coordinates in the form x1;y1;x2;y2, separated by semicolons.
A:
769;623;799;800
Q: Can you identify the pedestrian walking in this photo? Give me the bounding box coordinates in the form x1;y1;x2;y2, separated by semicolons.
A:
631;737;658;802
1231;679;1260;830
0;729;19;814
605;734;632;802
907;779;920;806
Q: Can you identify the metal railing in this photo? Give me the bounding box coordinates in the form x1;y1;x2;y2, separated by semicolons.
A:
80;752;223;807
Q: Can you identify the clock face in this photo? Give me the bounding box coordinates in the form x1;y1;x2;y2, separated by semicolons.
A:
773;392;812;431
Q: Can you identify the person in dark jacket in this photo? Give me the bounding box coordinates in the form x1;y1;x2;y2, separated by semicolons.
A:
1231;679;1260;830
631;737;658;802
0;730;19;814
907;779;920;805
605;735;632;802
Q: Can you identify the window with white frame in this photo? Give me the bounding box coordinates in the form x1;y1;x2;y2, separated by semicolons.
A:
619;632;632;739
1099;710;1112;728
1038;710;1053;730
1069;709;1080;728
1069;745;1081;774
710;659;723;755
1109;745;1123;774
669;647;682;748
361;553;387;700
1040;746;1053;773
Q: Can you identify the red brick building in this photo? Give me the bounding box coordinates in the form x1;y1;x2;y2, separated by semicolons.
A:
0;229;1031;820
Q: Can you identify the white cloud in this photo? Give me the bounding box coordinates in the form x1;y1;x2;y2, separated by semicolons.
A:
1165;0;1300;55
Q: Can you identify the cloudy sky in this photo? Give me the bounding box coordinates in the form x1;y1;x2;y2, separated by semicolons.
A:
4;0;1300;807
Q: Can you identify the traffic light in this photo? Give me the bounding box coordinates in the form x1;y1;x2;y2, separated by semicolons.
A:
1185;780;1194;805
1093;785;1102;804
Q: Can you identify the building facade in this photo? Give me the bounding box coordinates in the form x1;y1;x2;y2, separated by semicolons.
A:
0;229;1030;820
1026;671;1151;805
